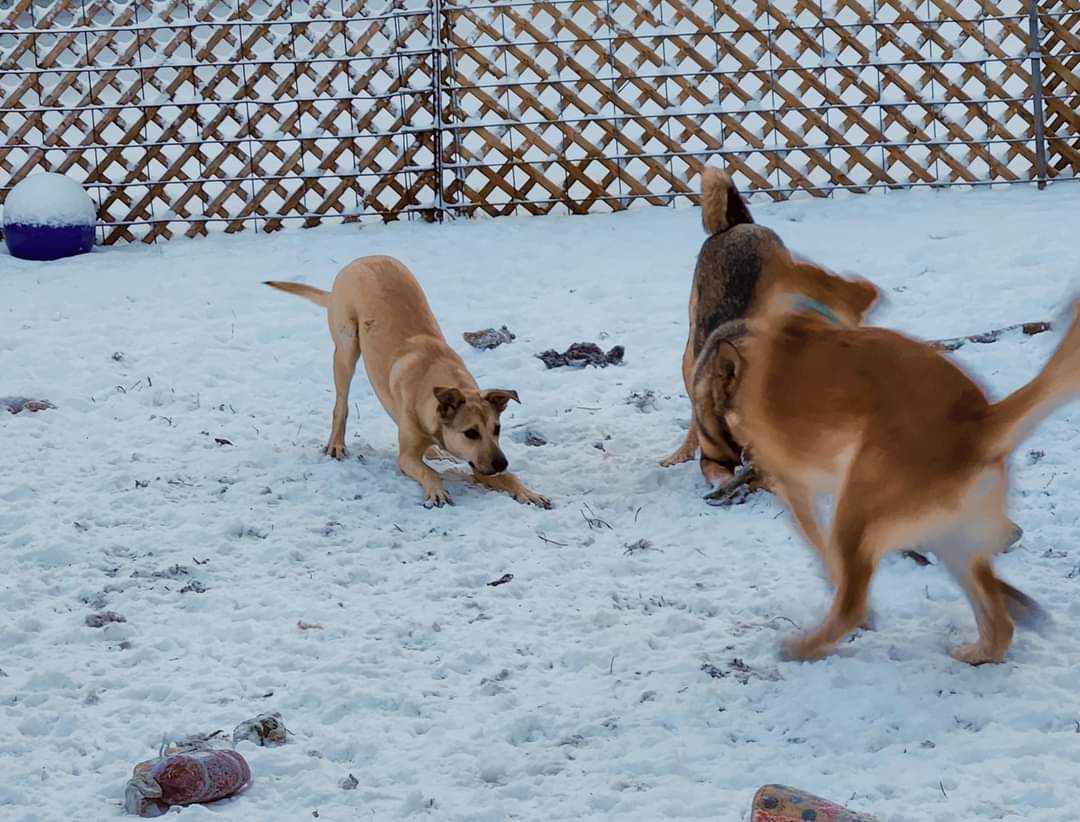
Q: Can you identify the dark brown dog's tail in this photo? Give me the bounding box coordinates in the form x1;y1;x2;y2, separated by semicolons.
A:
264;280;330;308
701;167;754;236
1000;579;1049;630
979;296;1080;460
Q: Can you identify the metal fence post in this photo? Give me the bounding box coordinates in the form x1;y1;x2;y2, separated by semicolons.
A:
430;0;447;221
1027;0;1049;189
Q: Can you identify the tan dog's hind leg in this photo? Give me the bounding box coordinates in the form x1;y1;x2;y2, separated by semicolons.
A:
472;471;552;508
935;468;1023;664
399;435;451;507
326;333;360;460
932;482;1021;664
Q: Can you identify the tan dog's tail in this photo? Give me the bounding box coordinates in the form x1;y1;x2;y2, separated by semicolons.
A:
701;167;754;236
980;297;1080;459
264;280;330;308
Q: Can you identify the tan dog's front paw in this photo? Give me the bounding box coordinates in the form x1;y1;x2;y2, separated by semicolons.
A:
950;642;1003;666
515;489;552;509
325;442;348;460
423;486;453;508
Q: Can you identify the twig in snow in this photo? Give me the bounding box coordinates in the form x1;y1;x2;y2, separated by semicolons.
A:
581;503;612;530
537;533;567;547
487;573;514;587
623;539;654;555
903;550;932;566
930;320;1052;352
939;781;948;799
771;615;802;631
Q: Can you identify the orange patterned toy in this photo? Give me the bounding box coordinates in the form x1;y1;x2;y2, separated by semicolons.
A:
752;785;878;822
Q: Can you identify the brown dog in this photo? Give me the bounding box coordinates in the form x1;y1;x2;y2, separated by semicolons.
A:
734;259;1080;664
659;167;788;485
265;255;550;509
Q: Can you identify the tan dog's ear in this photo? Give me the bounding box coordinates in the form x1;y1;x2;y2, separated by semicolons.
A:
482;389;520;414
433;386;465;420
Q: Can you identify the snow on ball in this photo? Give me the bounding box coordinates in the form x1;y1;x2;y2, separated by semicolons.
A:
2;172;96;262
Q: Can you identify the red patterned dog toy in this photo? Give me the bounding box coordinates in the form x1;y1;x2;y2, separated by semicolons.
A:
752;784;877;822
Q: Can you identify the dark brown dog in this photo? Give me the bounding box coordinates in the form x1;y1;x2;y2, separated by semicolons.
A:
659;167;787;486
734;259;1078;664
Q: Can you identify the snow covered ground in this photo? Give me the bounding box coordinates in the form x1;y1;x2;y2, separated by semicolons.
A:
4;184;1080;821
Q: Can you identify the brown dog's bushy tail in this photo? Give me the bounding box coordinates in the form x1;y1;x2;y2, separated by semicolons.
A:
264;280;330;308
701;167;754;236
980;296;1080;460
1001;580;1049;628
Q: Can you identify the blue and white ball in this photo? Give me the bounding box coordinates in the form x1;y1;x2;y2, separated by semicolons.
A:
3;172;96;261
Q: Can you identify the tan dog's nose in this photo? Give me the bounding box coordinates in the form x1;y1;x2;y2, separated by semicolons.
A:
493;454;508;474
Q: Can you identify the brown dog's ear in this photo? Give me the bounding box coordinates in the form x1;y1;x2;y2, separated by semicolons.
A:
433;386;465;420
842;276;881;321
482;389;520;414
714;340;742;384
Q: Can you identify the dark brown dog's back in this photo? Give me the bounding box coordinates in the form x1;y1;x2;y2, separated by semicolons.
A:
691;224;785;356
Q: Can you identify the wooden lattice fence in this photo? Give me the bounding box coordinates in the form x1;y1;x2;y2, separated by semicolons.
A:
0;0;1077;243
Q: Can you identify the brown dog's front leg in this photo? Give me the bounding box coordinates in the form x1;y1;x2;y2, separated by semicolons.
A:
398;445;451;508
473;471;551;508
658;424;699;467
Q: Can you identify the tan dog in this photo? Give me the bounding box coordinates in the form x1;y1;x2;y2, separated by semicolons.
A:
734;259;1080;664
265;255;550;509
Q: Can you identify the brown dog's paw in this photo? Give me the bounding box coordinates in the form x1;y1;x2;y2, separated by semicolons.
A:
949;642;1002;666
324;443;348;460
779;634;836;663
658;448;695;468
704;482;755;507
704;462;761;507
